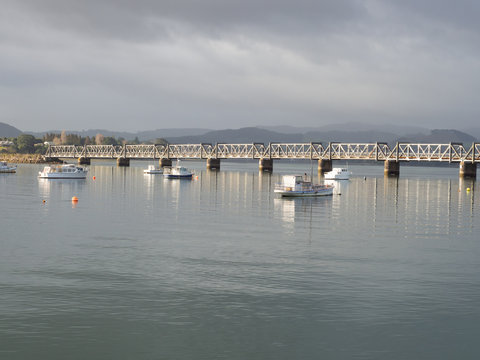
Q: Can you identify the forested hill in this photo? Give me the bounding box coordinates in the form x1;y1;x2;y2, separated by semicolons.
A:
0;122;22;137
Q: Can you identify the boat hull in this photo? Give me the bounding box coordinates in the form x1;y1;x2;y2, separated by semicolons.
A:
0;162;16;173
274;187;334;197
38;174;87;179
163;174;193;179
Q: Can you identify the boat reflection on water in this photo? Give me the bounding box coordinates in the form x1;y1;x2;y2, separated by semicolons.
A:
273;195;333;226
274;198;296;224
143;168;159;199
161;173;197;210
38;177;87;205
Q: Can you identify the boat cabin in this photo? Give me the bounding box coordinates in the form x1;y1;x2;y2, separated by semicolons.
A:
280;175;306;187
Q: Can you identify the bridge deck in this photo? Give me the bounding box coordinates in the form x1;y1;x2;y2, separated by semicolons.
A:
45;142;480;163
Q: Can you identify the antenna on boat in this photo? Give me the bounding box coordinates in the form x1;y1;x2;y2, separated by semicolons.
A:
310;158;314;182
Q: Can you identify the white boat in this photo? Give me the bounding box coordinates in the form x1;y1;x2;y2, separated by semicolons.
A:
163;161;193;179
144;164;163;174
324;167;351;180
38;164;88;179
0;161;16;173
274;174;334;197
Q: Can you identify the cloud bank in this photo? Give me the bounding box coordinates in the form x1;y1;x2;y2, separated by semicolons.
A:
1;0;479;131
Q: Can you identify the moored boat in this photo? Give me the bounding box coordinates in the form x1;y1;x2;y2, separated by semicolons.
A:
0;161;16;173
163;161;193;179
324;167;351;180
144;164;163;174
38;164;88;179
274;174;334;197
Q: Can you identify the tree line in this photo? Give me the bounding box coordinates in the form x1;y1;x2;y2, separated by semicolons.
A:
1;131;167;154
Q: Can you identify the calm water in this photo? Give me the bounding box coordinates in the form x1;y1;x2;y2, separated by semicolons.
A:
1;161;479;359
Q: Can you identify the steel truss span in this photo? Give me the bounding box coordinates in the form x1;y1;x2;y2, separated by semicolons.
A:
45;142;480;163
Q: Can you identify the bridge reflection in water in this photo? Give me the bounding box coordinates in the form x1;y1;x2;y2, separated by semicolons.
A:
273;176;476;241
45;142;480;178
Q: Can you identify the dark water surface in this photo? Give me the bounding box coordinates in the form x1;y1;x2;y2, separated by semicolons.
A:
1;161;479;359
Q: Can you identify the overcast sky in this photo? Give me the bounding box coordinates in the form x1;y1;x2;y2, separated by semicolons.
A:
1;0;479;132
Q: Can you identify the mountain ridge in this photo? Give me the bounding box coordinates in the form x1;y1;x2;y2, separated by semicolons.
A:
2;121;477;145
0;122;23;137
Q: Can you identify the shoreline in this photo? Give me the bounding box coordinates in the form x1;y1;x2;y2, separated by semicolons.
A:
0;154;60;164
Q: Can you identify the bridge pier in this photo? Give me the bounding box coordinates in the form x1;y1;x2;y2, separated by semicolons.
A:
318;159;332;174
117;158;130;167
384;160;400;177
459;161;477;178
78;157;91;165
206;158;220;170
159;158;172;167
259;158;273;172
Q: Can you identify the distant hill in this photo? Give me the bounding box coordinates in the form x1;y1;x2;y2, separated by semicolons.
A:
260;122;429;137
26;128;211;141
0;122;22;137
17;123;479;145
167;127;401;144
135;128;211;141
397;129;477;144
166;127;304;144
462;127;480;141
303;130;398;144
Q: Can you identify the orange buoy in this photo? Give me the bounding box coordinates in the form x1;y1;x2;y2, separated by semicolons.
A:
72;196;79;202
42;199;46;203
93;176;96;180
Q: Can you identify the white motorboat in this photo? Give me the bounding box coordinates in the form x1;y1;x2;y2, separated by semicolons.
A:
274;174;334;197
0;161;16;173
144;164;163;174
38;164;88;179
163;161;193;179
324;167;351;180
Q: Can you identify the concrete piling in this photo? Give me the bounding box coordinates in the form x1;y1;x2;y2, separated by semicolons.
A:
459;161;477;178
116;158;130;167
159;158;172;167
318;159;332;174
259;158;273;172
78;157;91;165
384;160;400;177
206;158;221;170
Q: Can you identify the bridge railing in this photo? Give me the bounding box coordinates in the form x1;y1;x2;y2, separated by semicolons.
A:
44;142;480;163
464;143;480;162
46;145;84;158
216;143;267;159
325;143;389;160
167;144;214;159
389;143;471;162
85;145;123;158
269;143;323;159
126;144;158;158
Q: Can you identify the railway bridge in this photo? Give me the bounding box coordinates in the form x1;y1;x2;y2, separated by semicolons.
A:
45;142;480;178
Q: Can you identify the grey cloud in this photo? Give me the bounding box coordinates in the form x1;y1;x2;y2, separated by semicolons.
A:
385;0;480;32
6;0;368;40
1;0;480;131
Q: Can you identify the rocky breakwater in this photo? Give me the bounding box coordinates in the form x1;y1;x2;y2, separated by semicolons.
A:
0;154;61;164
